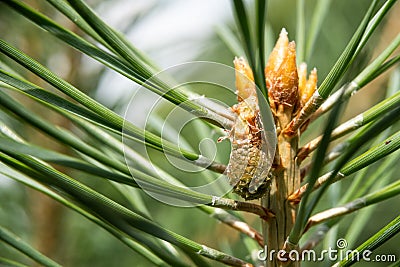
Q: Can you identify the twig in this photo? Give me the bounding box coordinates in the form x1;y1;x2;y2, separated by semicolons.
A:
283;91;324;137
208;207;264;247
194;156;227;174
197;244;254;267
190;94;237;122
308;82;358;123
306;178;400;232
304;199;366;231
299;224;330;251
302;110;398;188
288;172;344;204
210;196;275;220
301;87;400;162
299;142;349;179
297;115;362;162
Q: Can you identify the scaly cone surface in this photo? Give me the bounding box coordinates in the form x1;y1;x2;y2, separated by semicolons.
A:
227;29;317;202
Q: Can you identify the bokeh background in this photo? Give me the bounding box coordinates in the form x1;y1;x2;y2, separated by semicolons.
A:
0;0;399;266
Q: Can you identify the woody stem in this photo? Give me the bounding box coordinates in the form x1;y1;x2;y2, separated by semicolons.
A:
262;108;300;267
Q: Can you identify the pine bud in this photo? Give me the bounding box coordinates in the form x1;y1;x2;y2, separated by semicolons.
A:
298;63;317;107
233;57;257;101
265;29;299;114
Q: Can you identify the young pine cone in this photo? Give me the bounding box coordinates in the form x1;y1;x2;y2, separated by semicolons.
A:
226;57;272;200
226;29;317;200
265;28;317;128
